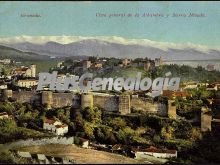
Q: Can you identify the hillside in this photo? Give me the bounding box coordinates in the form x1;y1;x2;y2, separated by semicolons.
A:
97;65;220;83
0;45;50;61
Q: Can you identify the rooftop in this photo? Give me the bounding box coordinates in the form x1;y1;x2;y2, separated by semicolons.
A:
132;146;177;154
43;118;56;124
55;124;68;128
0;112;8;116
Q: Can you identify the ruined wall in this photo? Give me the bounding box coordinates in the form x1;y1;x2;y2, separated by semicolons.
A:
157;103;168;116
3;89;168;116
42;91;53;108
42;91;80;109
52;93;77;108
81;93;94;109
131;97;167;116
12;91;40;104
93;94;119;112
119;95;131;115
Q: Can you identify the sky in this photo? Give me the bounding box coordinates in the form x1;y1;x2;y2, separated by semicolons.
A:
0;1;220;47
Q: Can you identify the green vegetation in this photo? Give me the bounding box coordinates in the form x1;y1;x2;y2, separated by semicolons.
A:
0;97;219;163
0;102;52;143
161;65;220;83
0;150;15;164
22;60;58;73
99;66;144;78
96;64;220;83
0;119;50;143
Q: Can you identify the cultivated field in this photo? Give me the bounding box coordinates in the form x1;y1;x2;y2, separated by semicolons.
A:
18;144;148;164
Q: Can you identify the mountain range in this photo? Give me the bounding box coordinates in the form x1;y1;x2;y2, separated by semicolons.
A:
1;39;220;61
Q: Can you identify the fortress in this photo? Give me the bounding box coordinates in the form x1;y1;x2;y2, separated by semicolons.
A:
2;89;174;117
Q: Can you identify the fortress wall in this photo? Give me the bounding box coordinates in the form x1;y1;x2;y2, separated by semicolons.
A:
119;95;131;115
157;103;168;116
5;90;167;116
131;97;167;116
12;91;40;104
93;95;119;112
52;93;79;108
81;93;93;109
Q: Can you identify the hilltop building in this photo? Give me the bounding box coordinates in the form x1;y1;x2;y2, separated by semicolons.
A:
206;64;214;71
12;64;36;78
122;58;132;66
83;60;91;71
144;60;151;71
0;59;12;65
17;79;38;88
57;61;64;68
155;57;163;67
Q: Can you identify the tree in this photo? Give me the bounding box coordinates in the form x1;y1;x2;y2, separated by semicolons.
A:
94;127;105;143
83;122;95;140
109;117;126;131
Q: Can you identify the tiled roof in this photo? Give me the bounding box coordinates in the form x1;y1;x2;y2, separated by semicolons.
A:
133;146;177;154
55;124;67;128
18;79;37;82
14;67;29;72
43;118;56;124
0;112;8;116
79;138;89;143
163;90;191;97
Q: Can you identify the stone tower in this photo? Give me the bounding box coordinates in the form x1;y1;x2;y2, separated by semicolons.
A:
81;93;93;109
83;60;91;72
201;106;212;132
30;64;36;78
144;61;151;71
42;91;53;109
118;95;131;115
168;100;176;119
3;89;13;101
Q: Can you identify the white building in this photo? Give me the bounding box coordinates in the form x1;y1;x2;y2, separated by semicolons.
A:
83;60;91;71
43;118;68;136
0;112;9;119
13;64;36;78
184;82;198;89
0;84;7;90
55;124;69;136
57;61;64;68
132;146;177;159
17;79;38;88
79;138;89;148
0;59;11;64
122;58;132;66
206;84;218;91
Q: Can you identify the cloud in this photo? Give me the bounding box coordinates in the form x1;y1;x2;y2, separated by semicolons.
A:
0;35;219;53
